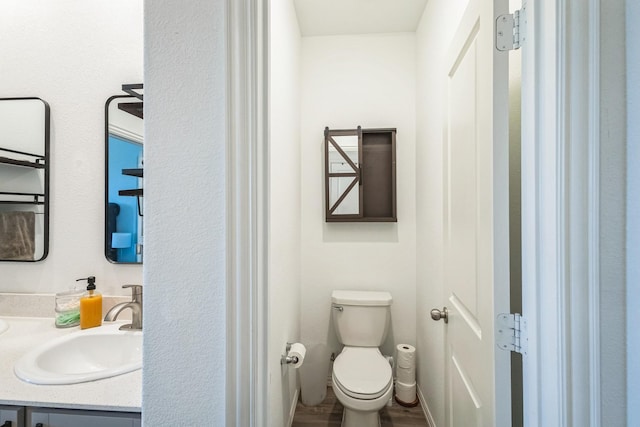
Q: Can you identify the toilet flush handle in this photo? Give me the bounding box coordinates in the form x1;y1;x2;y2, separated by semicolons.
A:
333;305;344;312
430;307;449;324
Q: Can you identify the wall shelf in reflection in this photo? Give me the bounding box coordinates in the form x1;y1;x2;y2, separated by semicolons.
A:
0;148;45;169
121;168;143;178
0;191;45;205
118;189;143;197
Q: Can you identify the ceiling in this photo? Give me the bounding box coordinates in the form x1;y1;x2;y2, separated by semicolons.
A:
292;0;430;37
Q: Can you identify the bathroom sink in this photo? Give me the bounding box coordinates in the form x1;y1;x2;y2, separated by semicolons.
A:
0;319;8;336
14;322;142;385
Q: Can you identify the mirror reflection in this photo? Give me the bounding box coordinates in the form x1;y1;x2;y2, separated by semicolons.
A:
328;135;360;215
325;129;363;219
0;98;50;262
105;92;143;264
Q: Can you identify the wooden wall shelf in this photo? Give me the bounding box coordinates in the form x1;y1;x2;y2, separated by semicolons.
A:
324;126;397;222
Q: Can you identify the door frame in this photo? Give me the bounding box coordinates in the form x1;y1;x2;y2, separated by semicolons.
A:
226;0;602;425
226;0;269;425
520;0;601;425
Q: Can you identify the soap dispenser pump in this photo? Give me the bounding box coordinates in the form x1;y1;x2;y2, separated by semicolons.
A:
78;276;102;329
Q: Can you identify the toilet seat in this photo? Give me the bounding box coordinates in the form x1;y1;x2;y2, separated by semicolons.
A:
333;347;392;400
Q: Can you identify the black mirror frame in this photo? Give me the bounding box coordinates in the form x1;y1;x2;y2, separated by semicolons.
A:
104;94;143;264
0;97;50;262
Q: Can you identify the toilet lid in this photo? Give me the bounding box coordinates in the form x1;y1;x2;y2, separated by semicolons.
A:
333;347;392;400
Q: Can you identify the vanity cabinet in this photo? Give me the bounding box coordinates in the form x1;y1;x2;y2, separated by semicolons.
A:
0;405;25;427
27;408;140;427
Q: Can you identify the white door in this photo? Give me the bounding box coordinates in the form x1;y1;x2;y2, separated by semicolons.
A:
437;0;511;425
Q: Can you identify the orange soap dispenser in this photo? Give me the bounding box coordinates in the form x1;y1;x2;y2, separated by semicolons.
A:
78;276;102;329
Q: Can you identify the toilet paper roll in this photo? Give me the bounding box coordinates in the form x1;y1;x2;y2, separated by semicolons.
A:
288;343;306;369
395;380;417;404
396;364;416;384
396;344;416;369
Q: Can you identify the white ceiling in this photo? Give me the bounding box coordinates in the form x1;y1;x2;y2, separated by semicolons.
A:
292;0;430;37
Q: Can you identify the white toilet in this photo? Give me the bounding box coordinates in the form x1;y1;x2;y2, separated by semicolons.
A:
331;290;393;427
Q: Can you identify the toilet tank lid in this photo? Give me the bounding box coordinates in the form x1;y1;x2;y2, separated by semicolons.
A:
331;290;393;306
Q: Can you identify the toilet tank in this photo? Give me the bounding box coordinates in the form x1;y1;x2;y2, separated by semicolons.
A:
331;290;392;347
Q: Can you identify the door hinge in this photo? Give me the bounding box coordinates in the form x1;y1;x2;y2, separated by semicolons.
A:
496;313;528;355
496;5;527;51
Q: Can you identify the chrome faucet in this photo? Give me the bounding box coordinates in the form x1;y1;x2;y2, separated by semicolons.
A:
104;285;143;330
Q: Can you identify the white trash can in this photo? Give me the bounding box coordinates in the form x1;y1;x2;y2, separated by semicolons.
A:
299;343;330;406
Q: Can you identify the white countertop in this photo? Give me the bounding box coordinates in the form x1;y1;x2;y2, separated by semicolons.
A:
0;316;141;413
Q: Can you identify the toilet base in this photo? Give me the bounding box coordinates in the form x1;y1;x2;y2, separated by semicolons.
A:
332;374;392;427
341;407;381;427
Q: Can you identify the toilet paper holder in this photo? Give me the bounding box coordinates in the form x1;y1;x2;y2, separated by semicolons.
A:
281;342;299;365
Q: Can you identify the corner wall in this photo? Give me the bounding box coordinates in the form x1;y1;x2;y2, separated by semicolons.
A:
599;0;627;423
269;0;302;424
414;1;468;425
0;0;143;295
627;0;639;423
299;33;417;358
143;0;226;424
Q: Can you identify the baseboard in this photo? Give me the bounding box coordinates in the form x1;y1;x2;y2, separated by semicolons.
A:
287;387;300;427
417;383;437;427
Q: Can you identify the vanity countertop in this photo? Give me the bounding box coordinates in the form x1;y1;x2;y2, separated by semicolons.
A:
0;316;141;413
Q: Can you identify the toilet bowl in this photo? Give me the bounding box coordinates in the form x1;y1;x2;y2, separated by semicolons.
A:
332;347;393;427
330;290;394;427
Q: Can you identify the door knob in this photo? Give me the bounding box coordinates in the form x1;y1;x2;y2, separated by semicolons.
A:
430;307;449;323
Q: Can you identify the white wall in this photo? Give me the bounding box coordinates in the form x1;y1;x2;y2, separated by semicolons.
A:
627;0;639;423
0;0;143;295
414;1;468;426
269;0;302;424
599;0;627;424
143;0;226;425
300;33;417;358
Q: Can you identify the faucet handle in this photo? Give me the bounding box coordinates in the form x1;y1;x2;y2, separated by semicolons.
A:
123;284;142;302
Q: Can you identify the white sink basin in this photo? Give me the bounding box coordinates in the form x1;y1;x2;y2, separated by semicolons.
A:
14;322;142;385
0;319;8;336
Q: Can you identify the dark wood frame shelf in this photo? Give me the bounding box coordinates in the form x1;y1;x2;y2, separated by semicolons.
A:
324;126;397;222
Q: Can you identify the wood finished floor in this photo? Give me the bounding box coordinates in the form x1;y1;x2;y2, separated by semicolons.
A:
291;386;429;427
